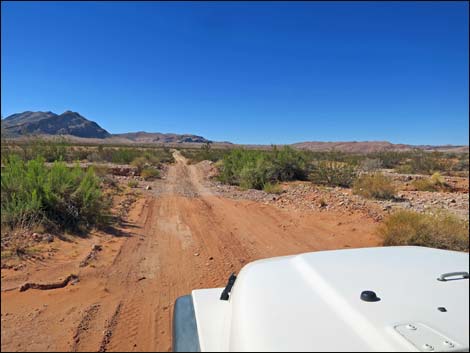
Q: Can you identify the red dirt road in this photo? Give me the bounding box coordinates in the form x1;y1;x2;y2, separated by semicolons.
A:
1;152;381;352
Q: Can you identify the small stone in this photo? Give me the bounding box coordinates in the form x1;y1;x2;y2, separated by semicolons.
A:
92;244;103;251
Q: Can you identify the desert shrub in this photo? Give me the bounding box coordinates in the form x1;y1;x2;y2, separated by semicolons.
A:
395;164;414;174
399;152;452;175
109;148;141;164
370;151;411;169
141;167;160;180
180;147;231;163
131;156;148;173
263;182;283;194
380;210;469;251
219;149;262;185
128;180;139;188
1;155;111;232
219;147;308;190
16;138;69;162
270;146;308;181
452;154;469;172
309;161;357;187
411;172;451;192
353;173;396;199
359;158;383;172
239;158;272;189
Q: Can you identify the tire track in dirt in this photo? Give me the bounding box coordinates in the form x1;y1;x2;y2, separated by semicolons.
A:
1;150;381;352
72;303;101;352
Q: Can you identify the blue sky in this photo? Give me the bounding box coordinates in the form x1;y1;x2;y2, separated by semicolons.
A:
1;1;468;145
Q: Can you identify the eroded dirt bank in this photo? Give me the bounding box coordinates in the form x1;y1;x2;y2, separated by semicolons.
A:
1;151;381;352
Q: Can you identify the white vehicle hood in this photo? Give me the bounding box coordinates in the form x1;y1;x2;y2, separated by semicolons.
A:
193;246;469;352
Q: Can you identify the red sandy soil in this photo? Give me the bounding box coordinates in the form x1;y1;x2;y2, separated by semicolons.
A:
1;152;381;352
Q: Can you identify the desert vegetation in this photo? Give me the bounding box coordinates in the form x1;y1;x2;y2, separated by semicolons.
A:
411;172;453;192
0;139;177;240
1;138;174;165
1;155;111;232
380;210;469;251
353;173;396;200
1;139;468;255
309;160;356;187
218;146;308;190
179;143;231;163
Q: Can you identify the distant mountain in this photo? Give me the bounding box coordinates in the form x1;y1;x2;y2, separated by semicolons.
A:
113;131;211;144
3;111;57;127
2;110;467;152
3;110;110;138
2;111;214;144
291;141;469;153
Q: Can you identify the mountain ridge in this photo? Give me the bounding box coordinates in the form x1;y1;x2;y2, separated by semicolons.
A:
2;110;468;153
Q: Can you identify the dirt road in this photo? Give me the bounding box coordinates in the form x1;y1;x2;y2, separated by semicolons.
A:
1;151;381;352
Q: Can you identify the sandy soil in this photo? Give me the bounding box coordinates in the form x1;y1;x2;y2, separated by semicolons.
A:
1;151;381;352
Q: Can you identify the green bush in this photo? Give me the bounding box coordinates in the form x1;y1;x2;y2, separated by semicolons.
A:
180;147;231;164
380;210;469;251
219;146;308;190
309;161;357;187
1;155;111;232
369;151;411;169
395;152;451;175
353;173;396;199
239;159;272;189
270;146;308;181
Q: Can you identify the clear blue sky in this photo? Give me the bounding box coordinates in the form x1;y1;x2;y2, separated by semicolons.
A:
1;1;468;145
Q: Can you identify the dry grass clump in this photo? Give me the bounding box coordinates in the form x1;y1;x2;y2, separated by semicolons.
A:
127;180;139;188
380;210;469;252
411;172;452;192
352;173;396;200
141;167;160;180
263;182;283;194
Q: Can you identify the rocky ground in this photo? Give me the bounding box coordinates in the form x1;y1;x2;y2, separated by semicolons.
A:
198;162;469;221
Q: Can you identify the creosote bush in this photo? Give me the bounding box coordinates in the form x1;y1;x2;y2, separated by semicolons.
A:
353;173;396;200
309;161;357;187
219;146;308;190
380;210;469;251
